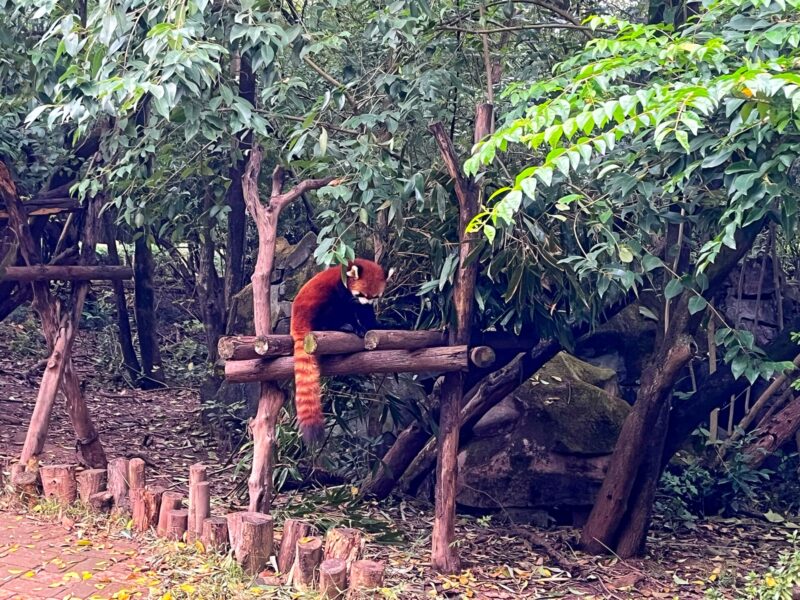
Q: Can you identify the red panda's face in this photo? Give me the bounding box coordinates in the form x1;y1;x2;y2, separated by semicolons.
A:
346;259;388;304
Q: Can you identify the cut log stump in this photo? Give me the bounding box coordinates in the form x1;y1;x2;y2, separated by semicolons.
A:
324;528;363;571
201;517;230;553
157;492;184;537
348;560;385;599
319;558;348;599
278;519;312;573
293;536;323;591
188;463;208;540
227;511;273;568
11;464;39;499
88;491;113;513
40;465;77;504
76;469;106;502
166;508;189;541
107;458;130;510
128;458;146;490
132;486;163;532
238;516;272;575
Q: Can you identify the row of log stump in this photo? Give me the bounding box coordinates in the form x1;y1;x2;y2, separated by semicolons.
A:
8;460;385;598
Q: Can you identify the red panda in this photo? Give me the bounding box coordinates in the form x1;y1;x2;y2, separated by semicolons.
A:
290;258;389;444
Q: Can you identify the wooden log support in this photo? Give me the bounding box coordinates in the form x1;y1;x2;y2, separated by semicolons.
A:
107;458;130;510
348;560;385;599
157;492;184;537
363;330;447;351
217;335;294;361
128;458;146;491
11;464;39;499
304;332;364;355
193;481;211;537
227;511;273;565
324;528;363;571
469;346;496;368
319;558;348;600
239;516;273;575
40;464;77;504
166;508;189;541
88;491;113;512
1;265;133;282
226;346;468;383
278;519;312;573
201;517;230;553
0;196;79;219
188;463;208;539
132;486;163;532
293;536;323;591
76;469;106;502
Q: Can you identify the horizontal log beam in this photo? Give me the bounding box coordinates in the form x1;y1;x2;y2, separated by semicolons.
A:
364;330;447;350
0;197;79;219
2;265;133;282
304;331;363;355
217;335;294;361
225;346;469;383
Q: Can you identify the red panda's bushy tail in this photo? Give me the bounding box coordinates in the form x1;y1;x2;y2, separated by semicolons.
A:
293;335;325;444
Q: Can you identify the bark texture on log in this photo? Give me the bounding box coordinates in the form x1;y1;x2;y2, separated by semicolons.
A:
132;486;163;532
128;458;145;491
157;492;184;537
201;517;230;553
107;458;130;511
226;346;468;383
88;491;113;512
192;481;211;538
319;558;347;600
293;536;323;591
76;469;106;502
364;330;447;351
40;464;78;504
347;560;385;599
304;332;364;355
227;510;273;563
166;509;189;541
744;394;800;468
324;528;363;572
188;463;208;538
238;516;273;575
278;519;312;574
217;335;291;360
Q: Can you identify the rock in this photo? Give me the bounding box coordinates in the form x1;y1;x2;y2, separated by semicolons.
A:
455;352;630;519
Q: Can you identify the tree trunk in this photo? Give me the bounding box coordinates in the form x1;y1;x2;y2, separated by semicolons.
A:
223;54;255;307
102;213;142;382
581;335;694;556
133;233;165;389
196;192;226;363
743;394;800;468
427;104;492;574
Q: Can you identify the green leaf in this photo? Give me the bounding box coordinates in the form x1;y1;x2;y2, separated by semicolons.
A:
764;510;785;523
642;254;663;272
319;127;328;156
618;246;633;263
484;224;496;244
665;278;684;300
688;295;708;314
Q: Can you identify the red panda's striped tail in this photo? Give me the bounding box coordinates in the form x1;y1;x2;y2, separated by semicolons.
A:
293;336;325;444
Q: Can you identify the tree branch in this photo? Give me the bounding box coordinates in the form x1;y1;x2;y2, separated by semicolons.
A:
439;23;598;34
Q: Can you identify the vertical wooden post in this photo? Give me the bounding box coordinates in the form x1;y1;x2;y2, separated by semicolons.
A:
76;469;106;502
1;163;106;469
348;560;385;599
166;509;189;541
201;517;230;553
107;458;130;511
278;519;312;573
157;492;184;537
40;464;78;504
319;558;347;599
238;515;273;575
188;463;208;540
293;536;323;591
427;103;493;573
241;147;335;512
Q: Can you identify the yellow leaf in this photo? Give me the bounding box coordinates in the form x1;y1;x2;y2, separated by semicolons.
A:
7;569;23;575
160;593;172;600
350;486;359;496
179;583;196;594
194;540;206;553
76;539;92;547
539;568;552;578
63;572;80;581
112;590;132;600
765;574;777;588
23;570;35;578
82;571;93;580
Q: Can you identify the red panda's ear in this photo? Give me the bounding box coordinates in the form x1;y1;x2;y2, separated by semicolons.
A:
346;264;360;279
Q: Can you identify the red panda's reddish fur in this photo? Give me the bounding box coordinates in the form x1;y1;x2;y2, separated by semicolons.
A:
290;259;387;443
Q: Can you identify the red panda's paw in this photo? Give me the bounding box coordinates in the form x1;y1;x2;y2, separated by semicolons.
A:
299;421;325;446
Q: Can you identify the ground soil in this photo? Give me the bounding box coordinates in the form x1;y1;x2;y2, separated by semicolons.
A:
0;323;792;599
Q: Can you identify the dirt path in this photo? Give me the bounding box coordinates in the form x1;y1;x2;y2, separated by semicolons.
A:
0;511;148;600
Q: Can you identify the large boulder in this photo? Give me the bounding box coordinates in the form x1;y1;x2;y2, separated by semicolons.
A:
455;352;630;519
